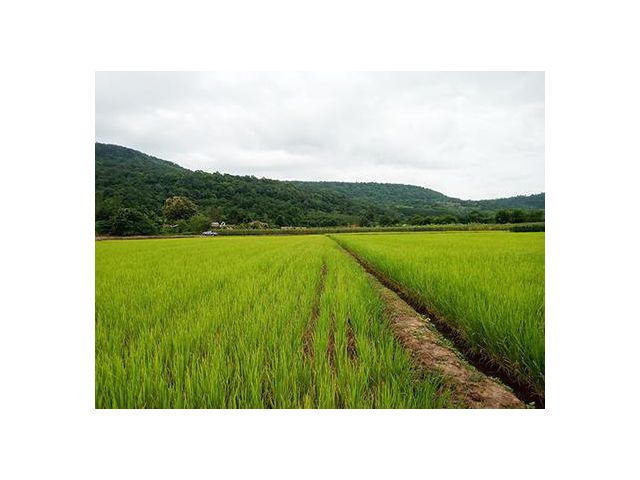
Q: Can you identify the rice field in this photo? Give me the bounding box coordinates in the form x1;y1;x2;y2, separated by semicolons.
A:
95;236;451;408
333;231;545;398
95;231;544;408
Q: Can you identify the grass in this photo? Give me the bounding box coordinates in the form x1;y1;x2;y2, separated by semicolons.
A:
331;231;545;398
96;235;451;408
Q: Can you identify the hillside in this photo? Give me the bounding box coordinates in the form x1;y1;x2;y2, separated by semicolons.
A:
95;143;390;229
95;143;544;232
292;181;544;217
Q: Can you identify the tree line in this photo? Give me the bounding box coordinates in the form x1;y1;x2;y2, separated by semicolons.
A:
96;195;545;236
95;143;545;236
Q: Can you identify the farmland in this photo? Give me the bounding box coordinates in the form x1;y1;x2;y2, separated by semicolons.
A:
95;231;544;408
333;232;545;401
96;236;452;408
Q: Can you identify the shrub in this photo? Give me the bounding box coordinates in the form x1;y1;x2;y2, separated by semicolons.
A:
510;223;545;232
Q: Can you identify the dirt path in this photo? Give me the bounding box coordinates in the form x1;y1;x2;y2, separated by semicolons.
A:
373;276;524;408
334;241;530;409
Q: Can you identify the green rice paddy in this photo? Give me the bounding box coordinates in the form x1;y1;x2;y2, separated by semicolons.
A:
333;232;545;398
95;231;544;408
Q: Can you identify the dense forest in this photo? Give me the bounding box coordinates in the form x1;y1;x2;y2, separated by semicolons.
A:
95;143;545;235
292;181;544;219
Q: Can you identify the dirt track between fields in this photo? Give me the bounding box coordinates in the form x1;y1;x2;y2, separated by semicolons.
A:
333;239;541;409
373;278;524;408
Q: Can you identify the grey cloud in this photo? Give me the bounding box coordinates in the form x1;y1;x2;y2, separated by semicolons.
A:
95;71;544;199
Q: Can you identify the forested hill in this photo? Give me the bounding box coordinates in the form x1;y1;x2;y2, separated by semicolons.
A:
95;143;390;229
292;181;545;217
95;143;545;232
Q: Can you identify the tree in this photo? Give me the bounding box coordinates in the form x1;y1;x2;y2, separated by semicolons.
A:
110;208;158;236
162;196;198;222
186;214;211;233
433;215;458;224
95;219;113;235
495;209;528;224
379;214;395;226
511;209;526;223
96;144;546;229
526;209;545;222
359;209;375;227
495;209;511;224
204;205;224;222
467;210;489;224
408;214;425;225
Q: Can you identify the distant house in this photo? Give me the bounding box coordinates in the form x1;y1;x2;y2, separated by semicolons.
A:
211;221;227;228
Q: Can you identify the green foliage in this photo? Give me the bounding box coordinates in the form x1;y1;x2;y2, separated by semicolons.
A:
511;223;545;232
95;219;113;235
466;210;493;224
162;196;198;222
186;214;211;233
95;143;545;231
108;208;158;236
95;143;387;228
496;209;544;224
204;205;224;222
293;181;545;218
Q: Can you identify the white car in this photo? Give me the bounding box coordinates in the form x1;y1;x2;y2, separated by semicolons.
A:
202;231;218;236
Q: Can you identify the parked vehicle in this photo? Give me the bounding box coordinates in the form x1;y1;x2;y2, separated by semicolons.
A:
202;231;218;236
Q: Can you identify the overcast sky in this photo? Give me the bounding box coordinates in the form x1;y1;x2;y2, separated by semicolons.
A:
96;71;544;199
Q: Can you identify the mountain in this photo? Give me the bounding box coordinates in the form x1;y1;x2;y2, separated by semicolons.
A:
292;181;544;218
95;143;544;232
95;143;389;229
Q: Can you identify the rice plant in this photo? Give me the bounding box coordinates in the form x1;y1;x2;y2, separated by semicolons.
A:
96;236;451;408
332;231;545;398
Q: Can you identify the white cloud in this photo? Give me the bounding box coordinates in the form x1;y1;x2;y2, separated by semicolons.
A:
96;71;544;199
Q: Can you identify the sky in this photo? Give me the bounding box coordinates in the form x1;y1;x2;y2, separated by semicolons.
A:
95;71;544;200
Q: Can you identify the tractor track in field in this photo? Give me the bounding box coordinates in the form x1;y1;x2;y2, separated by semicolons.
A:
333;239;543;408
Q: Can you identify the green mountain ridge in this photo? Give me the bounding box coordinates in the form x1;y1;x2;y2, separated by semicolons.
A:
291;180;544;216
95;143;544;231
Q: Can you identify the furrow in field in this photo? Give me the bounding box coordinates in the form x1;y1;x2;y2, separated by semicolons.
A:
334;240;534;408
327;314;337;373
346;318;358;362
302;263;328;360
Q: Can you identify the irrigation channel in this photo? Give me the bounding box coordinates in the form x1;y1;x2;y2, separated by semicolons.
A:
330;237;542;409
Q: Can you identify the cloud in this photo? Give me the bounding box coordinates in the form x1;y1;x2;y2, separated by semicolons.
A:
95;71;544;199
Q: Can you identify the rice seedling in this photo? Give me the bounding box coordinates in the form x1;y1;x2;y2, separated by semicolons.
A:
332;231;545;398
95;236;451;408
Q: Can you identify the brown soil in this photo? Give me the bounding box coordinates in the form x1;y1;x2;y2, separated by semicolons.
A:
375;278;524;408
